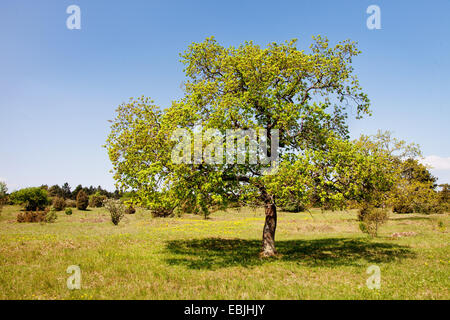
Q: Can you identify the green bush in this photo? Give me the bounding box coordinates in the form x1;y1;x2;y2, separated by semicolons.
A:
52;197;66;211
45;208;58;223
103;199;125;225
76;190;89;210
10;187;49;211
358;206;389;237
65;208;73;215
89;193;107;208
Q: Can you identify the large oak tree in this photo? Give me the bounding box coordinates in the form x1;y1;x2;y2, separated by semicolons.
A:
106;36;391;256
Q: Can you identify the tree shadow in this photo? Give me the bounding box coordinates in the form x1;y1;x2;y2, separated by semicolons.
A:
165;237;414;270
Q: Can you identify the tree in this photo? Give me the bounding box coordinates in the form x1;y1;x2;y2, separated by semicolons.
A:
10;187;49;211
61;182;72;199
72;184;83;200
439;184;449;203
354;131;443;214
106;36;373;256
76;190;89;210
48;185;63;198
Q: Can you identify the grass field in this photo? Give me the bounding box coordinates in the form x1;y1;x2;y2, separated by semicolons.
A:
0;205;448;300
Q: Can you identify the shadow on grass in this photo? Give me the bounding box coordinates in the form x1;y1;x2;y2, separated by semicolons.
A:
165;237;414;270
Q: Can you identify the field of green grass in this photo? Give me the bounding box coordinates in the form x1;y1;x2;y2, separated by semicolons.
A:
0;205;448;299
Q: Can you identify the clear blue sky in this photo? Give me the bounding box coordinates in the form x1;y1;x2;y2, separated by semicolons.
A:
1;0;449;191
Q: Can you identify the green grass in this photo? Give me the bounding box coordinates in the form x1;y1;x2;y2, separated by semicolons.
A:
0;205;448;299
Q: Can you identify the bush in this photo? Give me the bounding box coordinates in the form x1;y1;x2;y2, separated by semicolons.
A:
45;208;58;223
10;187;49;211
151;205;174;218
125;205;136;214
65;199;77;208
76;190;89;210
103;199;125;225
17;209;49;223
281;202;307;213
89;193;107;208
52;197;66;211
65;208;73;215
358;206;389;237
393;203;413;214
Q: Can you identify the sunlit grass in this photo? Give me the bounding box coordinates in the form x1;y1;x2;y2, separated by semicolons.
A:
0;205;448;299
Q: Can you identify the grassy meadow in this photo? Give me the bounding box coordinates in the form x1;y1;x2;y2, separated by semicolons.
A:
0;205;448;300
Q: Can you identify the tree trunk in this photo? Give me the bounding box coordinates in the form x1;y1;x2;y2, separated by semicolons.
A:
261;202;277;257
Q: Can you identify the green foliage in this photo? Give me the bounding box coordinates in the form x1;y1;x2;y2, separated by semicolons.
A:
45;208;58;223
61;183;72;199
106;36;370;212
52;197;66;211
358;206;389;237
76;190;89;210
89;192;107;208
281;202;307;213
65;208;73;215
10;187;49;211
103;199;125;225
389;159;442;214
48;185;63;198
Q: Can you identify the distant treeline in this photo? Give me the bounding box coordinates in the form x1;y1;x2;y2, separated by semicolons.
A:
38;183;122;200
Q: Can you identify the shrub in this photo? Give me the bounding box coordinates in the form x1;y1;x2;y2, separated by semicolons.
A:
281;202;307;213
89;193;107;208
76;190;89;210
151;205;174;218
393;203;413;214
65;199;77;208
125;205;136;214
52;197;66;211
17;209;48;223
65;208;73;215
45;208;58;223
10;187;49;211
103;199;125;225
359;206;389;237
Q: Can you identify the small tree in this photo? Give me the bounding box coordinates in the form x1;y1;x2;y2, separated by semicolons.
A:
61;182;72;199
103;199;125;225
10;187;49;211
52;197;66;211
76;190;89;210
359;206;389;237
45;208;58;223
48;185;63;198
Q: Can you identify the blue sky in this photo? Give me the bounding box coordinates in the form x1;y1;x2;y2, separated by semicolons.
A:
0;0;449;191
